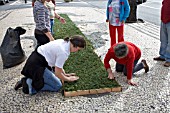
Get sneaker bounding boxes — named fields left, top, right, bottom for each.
left=164, top=62, right=170, bottom=67
left=153, top=57, right=165, bottom=61
left=21, top=78, right=29, bottom=94
left=14, top=80, right=22, bottom=90
left=141, top=59, right=149, bottom=73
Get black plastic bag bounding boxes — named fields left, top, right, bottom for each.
left=0, top=27, right=27, bottom=69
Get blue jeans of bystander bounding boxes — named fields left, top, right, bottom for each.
left=50, top=19, right=54, bottom=35
left=159, top=21, right=170, bottom=62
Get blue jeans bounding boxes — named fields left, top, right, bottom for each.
left=50, top=19, right=54, bottom=34
left=32, top=68, right=62, bottom=94
left=116, top=59, right=144, bottom=76
left=159, top=21, right=170, bottom=62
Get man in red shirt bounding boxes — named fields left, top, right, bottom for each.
left=154, top=0, right=170, bottom=67
left=104, top=42, right=149, bottom=86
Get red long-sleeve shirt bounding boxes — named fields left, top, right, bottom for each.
left=104, top=42, right=141, bottom=80
left=161, top=0, right=170, bottom=24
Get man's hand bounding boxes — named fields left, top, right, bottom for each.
left=108, top=73, right=115, bottom=80
left=107, top=68, right=115, bottom=80
left=45, top=32, right=54, bottom=41
left=59, top=17, right=66, bottom=24
left=127, top=80, right=137, bottom=86
left=65, top=73, right=76, bottom=77
left=68, top=76, right=79, bottom=82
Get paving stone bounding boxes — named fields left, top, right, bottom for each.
left=0, top=0, right=170, bottom=113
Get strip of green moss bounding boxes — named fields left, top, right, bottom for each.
left=54, top=14, right=120, bottom=91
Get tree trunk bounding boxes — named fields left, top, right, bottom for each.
left=126, top=0, right=137, bottom=23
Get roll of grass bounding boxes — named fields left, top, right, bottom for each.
left=53, top=14, right=121, bottom=94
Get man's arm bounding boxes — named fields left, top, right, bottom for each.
left=104, top=50, right=115, bottom=79
left=126, top=58, right=137, bottom=86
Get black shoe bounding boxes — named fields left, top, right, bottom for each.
left=141, top=59, right=149, bottom=73
left=153, top=57, right=165, bottom=61
left=14, top=80, right=22, bottom=90
left=164, top=61, right=170, bottom=67
left=21, top=78, right=29, bottom=94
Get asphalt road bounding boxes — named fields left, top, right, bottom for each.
left=138, top=0, right=162, bottom=26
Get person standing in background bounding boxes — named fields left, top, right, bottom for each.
left=46, top=0, right=66, bottom=35
left=33, top=0, right=54, bottom=47
left=106, top=0, right=130, bottom=47
left=153, top=0, right=170, bottom=67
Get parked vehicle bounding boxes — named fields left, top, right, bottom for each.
left=0, top=0, right=9, bottom=5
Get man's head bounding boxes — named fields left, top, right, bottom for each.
left=64, top=35, right=86, bottom=52
left=114, top=43, right=128, bottom=58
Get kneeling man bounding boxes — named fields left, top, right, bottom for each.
left=104, top=41, right=149, bottom=86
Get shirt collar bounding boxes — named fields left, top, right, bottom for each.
left=65, top=41, right=71, bottom=55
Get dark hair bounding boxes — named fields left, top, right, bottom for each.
left=64, top=35, right=86, bottom=48
left=51, top=0, right=56, bottom=5
left=114, top=43, right=128, bottom=58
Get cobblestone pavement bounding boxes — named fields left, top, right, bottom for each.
left=0, top=0, right=170, bottom=113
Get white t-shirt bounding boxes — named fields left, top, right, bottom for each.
left=46, top=1, right=55, bottom=19
left=109, top=0, right=121, bottom=26
left=37, top=39, right=70, bottom=68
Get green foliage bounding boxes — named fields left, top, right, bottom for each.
left=54, top=14, right=120, bottom=91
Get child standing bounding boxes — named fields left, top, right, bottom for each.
left=46, top=0, right=66, bottom=35
left=106, top=0, right=130, bottom=46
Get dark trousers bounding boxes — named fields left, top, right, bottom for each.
left=116, top=59, right=144, bottom=76
left=35, top=33, right=50, bottom=47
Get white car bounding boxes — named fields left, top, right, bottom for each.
left=0, top=0, right=9, bottom=5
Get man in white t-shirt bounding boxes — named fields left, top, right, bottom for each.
left=14, top=35, right=86, bottom=95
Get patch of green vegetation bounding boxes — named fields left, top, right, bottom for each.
left=54, top=14, right=120, bottom=91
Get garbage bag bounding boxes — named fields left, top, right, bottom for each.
left=0, top=27, right=27, bottom=69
